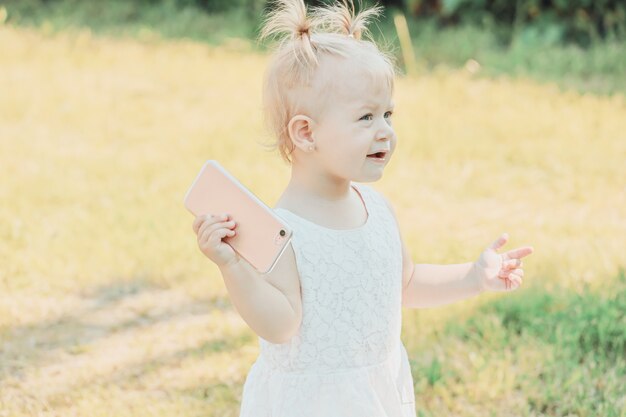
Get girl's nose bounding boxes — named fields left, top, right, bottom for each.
left=375, top=123, right=394, bottom=141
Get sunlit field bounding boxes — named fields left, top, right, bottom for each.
left=1, top=25, right=625, bottom=416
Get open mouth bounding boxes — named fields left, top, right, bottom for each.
left=367, top=151, right=387, bottom=159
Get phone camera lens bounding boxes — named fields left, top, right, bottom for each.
left=279, top=229, right=285, bottom=236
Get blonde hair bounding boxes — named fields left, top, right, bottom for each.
left=258, top=0, right=397, bottom=164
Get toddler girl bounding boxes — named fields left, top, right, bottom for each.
left=191, top=0, right=534, bottom=415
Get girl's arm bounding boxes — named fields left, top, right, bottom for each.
left=218, top=243, right=302, bottom=344
left=381, top=193, right=532, bottom=309
left=401, top=262, right=483, bottom=308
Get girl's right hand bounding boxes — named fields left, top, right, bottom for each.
left=192, top=213, right=239, bottom=268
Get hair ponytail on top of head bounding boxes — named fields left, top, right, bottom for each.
left=258, top=0, right=397, bottom=165
left=259, top=0, right=321, bottom=70
left=311, top=0, right=383, bottom=41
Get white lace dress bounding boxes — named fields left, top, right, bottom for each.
left=239, top=182, right=416, bottom=417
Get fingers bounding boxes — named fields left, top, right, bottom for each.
left=499, top=270, right=523, bottom=289
left=497, top=266, right=524, bottom=290
left=203, top=224, right=236, bottom=248
left=488, top=232, right=534, bottom=260
left=489, top=232, right=509, bottom=251
left=507, top=272, right=523, bottom=289
left=199, top=218, right=236, bottom=243
left=192, top=213, right=229, bottom=234
left=500, top=276, right=513, bottom=291
left=503, top=259, right=523, bottom=270
left=497, top=274, right=512, bottom=290
left=505, top=246, right=534, bottom=260
left=500, top=267, right=524, bottom=277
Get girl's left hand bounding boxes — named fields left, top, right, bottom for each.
left=473, top=233, right=534, bottom=292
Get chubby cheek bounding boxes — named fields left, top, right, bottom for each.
left=334, top=147, right=362, bottom=169
left=325, top=147, right=363, bottom=174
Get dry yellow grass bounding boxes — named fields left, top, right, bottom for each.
left=1, top=24, right=624, bottom=416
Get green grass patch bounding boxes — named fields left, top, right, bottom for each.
left=486, top=269, right=626, bottom=362
left=388, top=19, right=626, bottom=96
left=438, top=268, right=626, bottom=415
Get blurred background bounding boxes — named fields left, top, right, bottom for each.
left=4, top=0, right=626, bottom=94
left=1, top=0, right=624, bottom=416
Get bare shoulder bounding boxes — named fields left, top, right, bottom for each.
left=262, top=228, right=302, bottom=319
left=371, top=186, right=396, bottom=216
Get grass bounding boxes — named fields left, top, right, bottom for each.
left=1, top=0, right=625, bottom=96
left=0, top=17, right=625, bottom=417
left=385, top=19, right=626, bottom=97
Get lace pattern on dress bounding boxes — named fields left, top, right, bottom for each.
left=259, top=183, right=404, bottom=374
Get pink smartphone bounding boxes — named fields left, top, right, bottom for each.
left=183, top=160, right=293, bottom=274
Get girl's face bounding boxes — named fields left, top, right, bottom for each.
left=310, top=61, right=396, bottom=183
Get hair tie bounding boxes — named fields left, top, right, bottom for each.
left=297, top=24, right=311, bottom=39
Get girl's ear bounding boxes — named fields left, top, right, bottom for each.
left=288, top=115, right=317, bottom=151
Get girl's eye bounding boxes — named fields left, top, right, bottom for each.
left=359, top=112, right=393, bottom=121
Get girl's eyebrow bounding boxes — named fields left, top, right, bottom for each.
left=356, top=101, right=395, bottom=111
